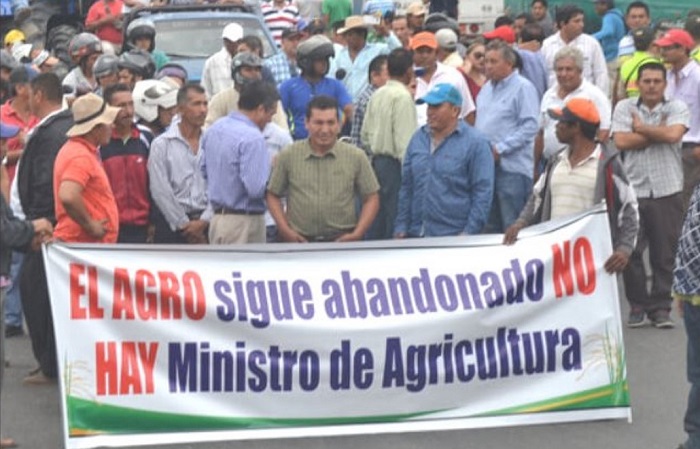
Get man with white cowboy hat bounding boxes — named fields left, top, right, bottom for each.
left=329, top=14, right=401, bottom=100
left=53, top=93, right=120, bottom=243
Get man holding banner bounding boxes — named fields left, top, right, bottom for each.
left=267, top=95, right=379, bottom=243
left=504, top=97, right=638, bottom=276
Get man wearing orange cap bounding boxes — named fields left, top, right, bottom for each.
left=411, top=31, right=475, bottom=126
left=656, top=28, right=700, bottom=211
left=504, top=97, right=638, bottom=279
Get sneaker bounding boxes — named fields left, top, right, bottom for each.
left=22, top=371, right=55, bottom=386
left=4, top=325, right=23, bottom=338
left=651, top=310, right=675, bottom=329
left=627, top=309, right=647, bottom=328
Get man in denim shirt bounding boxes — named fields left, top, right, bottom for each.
left=395, top=83, right=494, bottom=238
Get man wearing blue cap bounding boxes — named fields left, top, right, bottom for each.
left=395, top=83, right=494, bottom=237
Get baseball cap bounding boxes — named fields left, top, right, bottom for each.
left=281, top=27, right=301, bottom=40
left=547, top=98, right=600, bottom=126
left=406, top=1, right=426, bottom=16
left=0, top=123, right=20, bottom=139
left=9, top=63, right=38, bottom=85
left=631, top=27, right=655, bottom=50
left=436, top=28, right=458, bottom=50
left=654, top=29, right=695, bottom=49
left=483, top=25, right=516, bottom=44
left=222, top=23, right=244, bottom=42
left=416, top=83, right=462, bottom=107
left=410, top=31, right=438, bottom=50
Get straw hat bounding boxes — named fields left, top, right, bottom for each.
left=338, top=16, right=371, bottom=34
left=66, top=93, right=120, bottom=137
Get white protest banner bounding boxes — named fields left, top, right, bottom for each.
left=44, top=206, right=631, bottom=449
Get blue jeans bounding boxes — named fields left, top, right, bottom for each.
left=4, top=251, right=23, bottom=328
left=684, top=301, right=700, bottom=449
left=485, top=166, right=532, bottom=233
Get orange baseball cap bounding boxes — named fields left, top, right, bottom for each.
left=547, top=98, right=600, bottom=126
left=410, top=31, right=438, bottom=50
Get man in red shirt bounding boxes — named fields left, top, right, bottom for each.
left=0, top=65, right=39, bottom=182
left=85, top=0, right=125, bottom=52
left=53, top=93, right=120, bottom=243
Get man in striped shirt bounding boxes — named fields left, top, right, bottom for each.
left=261, top=0, right=300, bottom=47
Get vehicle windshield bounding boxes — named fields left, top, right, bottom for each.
left=154, top=17, right=275, bottom=59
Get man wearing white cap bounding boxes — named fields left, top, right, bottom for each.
left=201, top=22, right=243, bottom=99
left=436, top=28, right=462, bottom=68
left=53, top=93, right=120, bottom=244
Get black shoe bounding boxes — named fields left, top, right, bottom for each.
left=4, top=325, right=23, bottom=338
left=650, top=310, right=675, bottom=329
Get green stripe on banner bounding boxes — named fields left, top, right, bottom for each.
left=66, top=396, right=441, bottom=436
left=475, top=382, right=630, bottom=417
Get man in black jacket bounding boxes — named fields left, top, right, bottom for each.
left=1, top=122, right=53, bottom=449
left=16, top=72, right=73, bottom=385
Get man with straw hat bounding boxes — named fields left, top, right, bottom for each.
left=53, top=93, right=120, bottom=244
left=330, top=15, right=400, bottom=100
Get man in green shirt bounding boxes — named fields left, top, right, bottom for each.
left=614, top=26, right=660, bottom=106
left=267, top=95, right=379, bottom=242
left=322, top=0, right=352, bottom=29
left=361, top=48, right=417, bottom=239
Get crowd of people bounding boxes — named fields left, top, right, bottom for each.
left=1, top=0, right=700, bottom=448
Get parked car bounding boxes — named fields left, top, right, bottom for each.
left=123, top=4, right=278, bottom=83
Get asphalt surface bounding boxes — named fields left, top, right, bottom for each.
left=0, top=299, right=690, bottom=449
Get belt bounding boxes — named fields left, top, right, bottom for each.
left=214, top=207, right=264, bottom=216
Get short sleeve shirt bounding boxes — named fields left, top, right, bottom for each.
left=267, top=140, right=379, bottom=237
left=53, top=137, right=119, bottom=243
left=612, top=98, right=689, bottom=199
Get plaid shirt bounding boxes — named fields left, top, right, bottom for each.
left=674, top=185, right=700, bottom=296
left=350, top=84, right=376, bottom=153
left=264, top=52, right=298, bottom=86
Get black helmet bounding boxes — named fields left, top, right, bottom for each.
left=68, top=32, right=102, bottom=65
left=296, top=35, right=334, bottom=74
left=0, top=49, right=18, bottom=71
left=118, top=49, right=156, bottom=80
left=93, top=54, right=119, bottom=79
left=126, top=18, right=157, bottom=52
left=230, top=51, right=263, bottom=86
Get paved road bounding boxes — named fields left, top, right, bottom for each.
left=0, top=300, right=689, bottom=449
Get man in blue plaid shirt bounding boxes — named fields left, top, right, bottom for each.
left=674, top=184, right=700, bottom=449
left=350, top=54, right=388, bottom=152
left=264, top=28, right=301, bottom=86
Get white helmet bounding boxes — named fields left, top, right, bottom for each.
left=132, top=79, right=178, bottom=123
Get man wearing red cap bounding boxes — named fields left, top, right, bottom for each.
left=483, top=25, right=516, bottom=45
left=504, top=97, right=638, bottom=277
left=656, top=28, right=700, bottom=211
left=612, top=61, right=690, bottom=328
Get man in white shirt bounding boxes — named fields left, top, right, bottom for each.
left=536, top=46, right=611, bottom=175
left=201, top=23, right=243, bottom=99
left=411, top=31, right=475, bottom=126
left=541, top=4, right=609, bottom=94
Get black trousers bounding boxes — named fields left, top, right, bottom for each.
left=366, top=155, right=402, bottom=240
left=19, top=250, right=57, bottom=378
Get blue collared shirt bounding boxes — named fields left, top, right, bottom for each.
left=475, top=72, right=539, bottom=178
left=200, top=112, right=270, bottom=213
left=329, top=36, right=400, bottom=100
left=516, top=49, right=548, bottom=101
left=395, top=121, right=495, bottom=237
left=279, top=76, right=352, bottom=140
